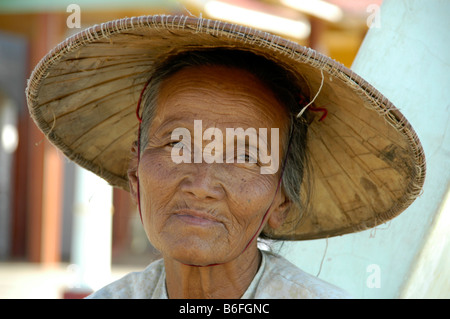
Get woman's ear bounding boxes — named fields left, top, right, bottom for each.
left=267, top=192, right=291, bottom=230
left=127, top=141, right=139, bottom=203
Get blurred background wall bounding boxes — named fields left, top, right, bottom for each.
left=0, top=0, right=448, bottom=299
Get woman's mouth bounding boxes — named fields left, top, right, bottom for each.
left=174, top=209, right=222, bottom=227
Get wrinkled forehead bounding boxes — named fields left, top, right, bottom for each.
left=153, top=65, right=291, bottom=133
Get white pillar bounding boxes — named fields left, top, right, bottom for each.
left=351, top=0, right=450, bottom=298
left=280, top=0, right=450, bottom=298
left=69, top=166, right=113, bottom=293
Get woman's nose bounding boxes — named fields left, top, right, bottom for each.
left=179, top=163, right=225, bottom=201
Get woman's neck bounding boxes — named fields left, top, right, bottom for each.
left=164, top=246, right=262, bottom=299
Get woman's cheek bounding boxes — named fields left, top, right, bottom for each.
left=225, top=168, right=278, bottom=226
left=139, top=151, right=180, bottom=227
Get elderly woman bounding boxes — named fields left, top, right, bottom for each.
left=26, top=15, right=425, bottom=299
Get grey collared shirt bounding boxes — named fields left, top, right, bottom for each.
left=86, top=249, right=351, bottom=299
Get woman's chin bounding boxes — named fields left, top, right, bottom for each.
left=161, top=238, right=228, bottom=266
left=166, top=251, right=220, bottom=267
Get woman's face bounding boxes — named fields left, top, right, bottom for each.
left=129, top=65, right=291, bottom=266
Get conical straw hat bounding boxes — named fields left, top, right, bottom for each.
left=26, top=15, right=426, bottom=240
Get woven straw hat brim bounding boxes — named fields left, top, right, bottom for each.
left=26, top=15, right=426, bottom=240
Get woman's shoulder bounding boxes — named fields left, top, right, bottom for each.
left=85, top=258, right=167, bottom=299
left=255, top=250, right=352, bottom=299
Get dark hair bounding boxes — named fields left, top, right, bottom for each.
left=139, top=48, right=311, bottom=238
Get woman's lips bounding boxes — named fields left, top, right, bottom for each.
left=174, top=209, right=222, bottom=227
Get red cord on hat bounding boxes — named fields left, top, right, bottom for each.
left=299, top=93, right=328, bottom=122
left=309, top=105, right=328, bottom=122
